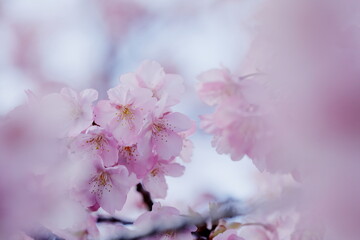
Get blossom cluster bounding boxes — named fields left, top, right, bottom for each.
left=197, top=68, right=280, bottom=172
left=0, top=61, right=194, bottom=239
left=197, top=0, right=360, bottom=239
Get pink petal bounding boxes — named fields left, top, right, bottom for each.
left=101, top=140, right=119, bottom=168
left=110, top=109, right=144, bottom=145
left=179, top=139, right=194, bottom=163
left=94, top=100, right=115, bottom=127
left=80, top=89, right=98, bottom=104
left=99, top=183, right=127, bottom=214
left=161, top=162, right=185, bottom=177
left=136, top=60, right=165, bottom=89
left=143, top=173, right=168, bottom=199
left=163, top=112, right=193, bottom=132
left=153, top=130, right=183, bottom=160
left=156, top=74, right=185, bottom=106
left=119, top=73, right=139, bottom=87
left=130, top=87, right=156, bottom=112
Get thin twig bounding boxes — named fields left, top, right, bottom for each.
left=111, top=200, right=247, bottom=240
left=136, top=183, right=153, bottom=211
left=97, top=215, right=133, bottom=225
left=28, top=227, right=64, bottom=240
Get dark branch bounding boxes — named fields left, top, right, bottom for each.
left=28, top=227, right=64, bottom=240
left=111, top=200, right=247, bottom=240
left=97, top=215, right=133, bottom=225
left=136, top=183, right=153, bottom=211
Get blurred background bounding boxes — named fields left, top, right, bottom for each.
left=0, top=0, right=275, bottom=211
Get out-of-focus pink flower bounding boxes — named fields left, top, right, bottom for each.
left=46, top=204, right=99, bottom=240
left=213, top=229, right=244, bottom=240
left=94, top=83, right=155, bottom=145
left=142, top=159, right=185, bottom=199
left=198, top=68, right=272, bottom=163
left=75, top=158, right=137, bottom=214
left=178, top=120, right=196, bottom=163
left=122, top=60, right=185, bottom=109
left=41, top=88, right=98, bottom=137
left=70, top=126, right=119, bottom=167
left=134, top=202, right=195, bottom=240
left=197, top=67, right=239, bottom=106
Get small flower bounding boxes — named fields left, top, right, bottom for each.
left=118, top=144, right=153, bottom=178
left=70, top=126, right=119, bottom=167
left=213, top=229, right=244, bottom=240
left=144, top=111, right=193, bottom=160
left=94, top=83, right=156, bottom=145
left=142, top=159, right=185, bottom=199
left=75, top=158, right=138, bottom=214
left=121, top=60, right=185, bottom=109
left=197, top=67, right=239, bottom=106
left=41, top=88, right=98, bottom=137
left=134, top=203, right=195, bottom=240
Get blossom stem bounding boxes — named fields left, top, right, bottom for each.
left=136, top=183, right=153, bottom=211
left=112, top=200, right=245, bottom=240
left=97, top=215, right=133, bottom=225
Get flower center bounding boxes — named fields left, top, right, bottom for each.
left=89, top=171, right=112, bottom=197
left=116, top=105, right=134, bottom=121
left=152, top=123, right=165, bottom=133
left=86, top=135, right=106, bottom=150
left=119, top=145, right=139, bottom=163
left=163, top=231, right=176, bottom=239
left=98, top=172, right=109, bottom=186
left=123, top=146, right=133, bottom=154
left=150, top=168, right=159, bottom=177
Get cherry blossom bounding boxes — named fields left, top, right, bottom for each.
left=213, top=230, right=244, bottom=240
left=70, top=126, right=119, bottom=167
left=142, top=159, right=185, bottom=199
left=143, top=111, right=193, bottom=160
left=197, top=67, right=239, bottom=106
left=121, top=60, right=185, bottom=108
left=41, top=88, right=98, bottom=137
left=134, top=203, right=195, bottom=240
left=94, top=83, right=156, bottom=145
left=118, top=144, right=152, bottom=178
left=74, top=157, right=138, bottom=214
left=198, top=68, right=273, bottom=163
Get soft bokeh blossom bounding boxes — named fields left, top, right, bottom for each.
left=133, top=202, right=195, bottom=240
left=41, top=88, right=98, bottom=137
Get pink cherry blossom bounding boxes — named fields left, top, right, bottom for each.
left=70, top=126, right=119, bottom=167
left=75, top=158, right=138, bottom=214
left=121, top=60, right=185, bottom=108
left=44, top=200, right=99, bottom=240
left=213, top=230, right=244, bottom=240
left=118, top=144, right=153, bottom=178
left=143, top=111, right=193, bottom=160
left=94, top=83, right=156, bottom=145
left=0, top=60, right=194, bottom=239
left=134, top=202, right=195, bottom=240
left=41, top=88, right=98, bottom=137
left=197, top=67, right=239, bottom=106
left=198, top=69, right=272, bottom=162
left=142, top=159, right=185, bottom=199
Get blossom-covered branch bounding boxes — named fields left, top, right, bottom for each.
left=0, top=61, right=194, bottom=239
left=112, top=200, right=246, bottom=240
